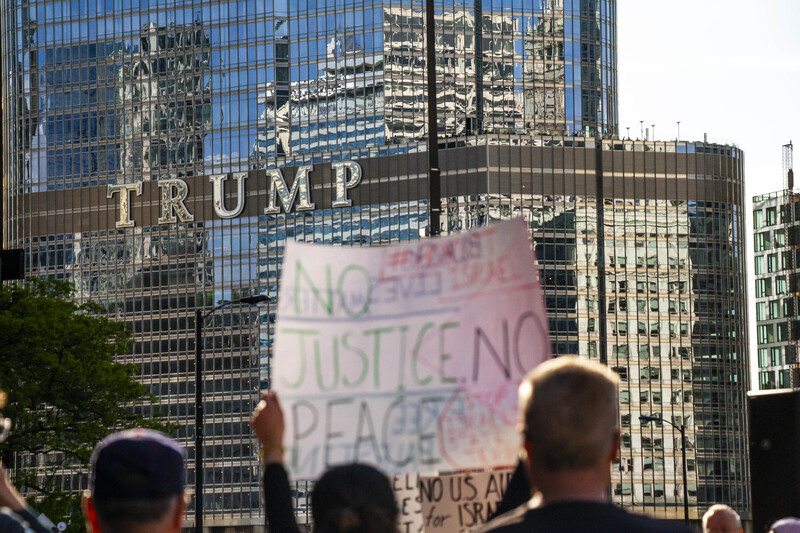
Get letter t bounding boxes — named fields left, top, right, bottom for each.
left=107, top=182, right=143, bottom=228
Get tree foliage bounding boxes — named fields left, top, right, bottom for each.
left=0, top=278, right=168, bottom=530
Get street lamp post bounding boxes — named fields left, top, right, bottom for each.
left=194, top=294, right=268, bottom=533
left=424, top=0, right=440, bottom=237
left=639, top=414, right=689, bottom=522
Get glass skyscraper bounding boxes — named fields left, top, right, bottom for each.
left=2, top=0, right=749, bottom=528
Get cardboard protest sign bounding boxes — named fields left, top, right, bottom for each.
left=274, top=218, right=551, bottom=479
left=419, top=469, right=515, bottom=533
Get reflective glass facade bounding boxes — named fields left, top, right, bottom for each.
left=2, top=0, right=751, bottom=528
left=753, top=190, right=800, bottom=391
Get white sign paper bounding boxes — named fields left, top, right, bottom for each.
left=393, top=473, right=424, bottom=533
left=274, top=218, right=551, bottom=479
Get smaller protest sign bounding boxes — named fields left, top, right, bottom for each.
left=392, top=474, right=424, bottom=533
left=419, top=469, right=515, bottom=533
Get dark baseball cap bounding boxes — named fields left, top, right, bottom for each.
left=89, top=428, right=185, bottom=500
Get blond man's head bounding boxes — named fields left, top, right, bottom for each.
left=703, top=504, right=742, bottom=533
left=519, top=356, right=620, bottom=471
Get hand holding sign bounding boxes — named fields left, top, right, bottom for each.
left=274, top=218, right=551, bottom=479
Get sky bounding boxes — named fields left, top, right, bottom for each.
left=617, top=0, right=800, bottom=389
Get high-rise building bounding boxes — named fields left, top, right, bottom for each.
left=753, top=142, right=800, bottom=391
left=1, top=0, right=749, bottom=528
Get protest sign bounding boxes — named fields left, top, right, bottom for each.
left=274, top=218, right=551, bottom=479
left=393, top=474, right=424, bottom=533
left=419, top=469, right=515, bottom=533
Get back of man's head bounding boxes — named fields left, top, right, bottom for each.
left=519, top=356, right=619, bottom=472
left=84, top=429, right=186, bottom=533
left=702, top=504, right=742, bottom=533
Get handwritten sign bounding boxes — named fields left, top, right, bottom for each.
left=274, top=218, right=551, bottom=479
left=393, top=474, right=424, bottom=533
left=419, top=469, right=515, bottom=533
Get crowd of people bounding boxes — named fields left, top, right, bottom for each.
left=1, top=357, right=799, bottom=532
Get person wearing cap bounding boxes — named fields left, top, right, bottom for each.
left=82, top=428, right=186, bottom=533
left=0, top=387, right=52, bottom=533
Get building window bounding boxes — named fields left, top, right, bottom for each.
left=614, top=483, right=632, bottom=495
left=754, top=209, right=764, bottom=229
left=755, top=278, right=772, bottom=298
left=770, top=300, right=781, bottom=319
left=757, top=348, right=769, bottom=368
left=776, top=278, right=788, bottom=294
left=641, top=366, right=660, bottom=381
left=755, top=232, right=770, bottom=252
left=778, top=323, right=789, bottom=342
left=771, top=347, right=783, bottom=366
left=768, top=253, right=779, bottom=273
left=767, top=207, right=778, bottom=225
left=643, top=456, right=664, bottom=469
left=759, top=371, right=777, bottom=390
left=756, top=302, right=767, bottom=321
left=754, top=255, right=765, bottom=274
left=757, top=325, right=774, bottom=344
left=612, top=366, right=628, bottom=380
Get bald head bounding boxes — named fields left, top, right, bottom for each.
left=519, top=356, right=620, bottom=471
left=702, top=504, right=742, bottom=533
left=771, top=518, right=800, bottom=533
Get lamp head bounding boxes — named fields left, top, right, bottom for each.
left=239, top=295, right=270, bottom=305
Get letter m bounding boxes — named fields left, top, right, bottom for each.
left=264, top=165, right=316, bottom=214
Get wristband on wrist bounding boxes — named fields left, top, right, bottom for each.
left=258, top=443, right=285, bottom=459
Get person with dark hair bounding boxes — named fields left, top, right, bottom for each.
left=478, top=356, right=693, bottom=533
left=312, top=464, right=398, bottom=533
left=82, top=428, right=186, bottom=533
left=252, top=392, right=398, bottom=533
